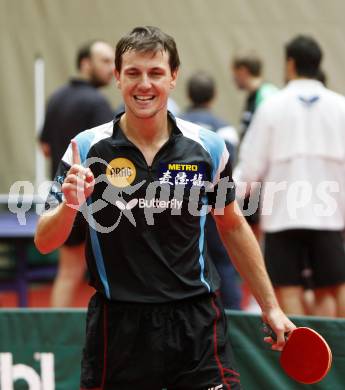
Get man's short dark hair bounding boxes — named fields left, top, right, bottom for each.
left=187, top=71, right=215, bottom=106
left=76, top=40, right=98, bottom=70
left=285, top=35, right=322, bottom=78
left=232, top=53, right=262, bottom=77
left=115, top=26, right=180, bottom=73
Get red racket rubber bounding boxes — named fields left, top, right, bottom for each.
left=262, top=324, right=332, bottom=384
left=280, top=327, right=332, bottom=384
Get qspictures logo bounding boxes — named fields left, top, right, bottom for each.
left=7, top=152, right=342, bottom=234
left=106, top=157, right=136, bottom=187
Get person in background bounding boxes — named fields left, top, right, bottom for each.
left=302, top=67, right=332, bottom=315
left=181, top=71, right=241, bottom=309
left=39, top=40, right=115, bottom=307
left=234, top=35, right=345, bottom=317
left=232, top=53, right=278, bottom=142
left=231, top=52, right=278, bottom=240
left=231, top=53, right=278, bottom=311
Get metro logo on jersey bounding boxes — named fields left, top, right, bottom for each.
left=158, top=162, right=206, bottom=187
left=167, top=163, right=199, bottom=171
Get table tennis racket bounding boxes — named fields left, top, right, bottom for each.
left=262, top=324, right=332, bottom=384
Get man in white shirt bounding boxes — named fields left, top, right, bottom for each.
left=234, top=35, right=345, bottom=317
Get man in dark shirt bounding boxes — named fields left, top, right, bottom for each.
left=39, top=40, right=114, bottom=307
left=231, top=53, right=277, bottom=141
left=35, top=27, right=295, bottom=389
left=40, top=40, right=114, bottom=178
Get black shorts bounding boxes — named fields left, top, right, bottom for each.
left=80, top=292, right=241, bottom=390
left=64, top=211, right=87, bottom=246
left=264, top=229, right=345, bottom=288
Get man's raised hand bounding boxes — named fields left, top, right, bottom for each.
left=62, top=139, right=95, bottom=208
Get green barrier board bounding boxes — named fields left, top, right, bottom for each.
left=227, top=311, right=345, bottom=390
left=0, top=309, right=344, bottom=389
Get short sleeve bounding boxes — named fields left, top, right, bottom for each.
left=197, top=130, right=235, bottom=208
left=44, top=145, right=87, bottom=244
left=207, top=153, right=236, bottom=208
left=44, top=160, right=71, bottom=211
left=44, top=139, right=76, bottom=211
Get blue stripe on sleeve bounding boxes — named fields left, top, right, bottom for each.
left=198, top=196, right=211, bottom=292
left=199, top=128, right=225, bottom=181
left=75, top=130, right=96, bottom=164
left=86, top=198, right=111, bottom=299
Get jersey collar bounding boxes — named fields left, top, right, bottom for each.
left=111, top=111, right=182, bottom=146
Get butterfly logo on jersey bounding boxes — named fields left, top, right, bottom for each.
left=115, top=198, right=138, bottom=210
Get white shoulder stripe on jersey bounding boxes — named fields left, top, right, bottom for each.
left=62, top=120, right=114, bottom=166
left=175, top=117, right=203, bottom=144
left=214, top=147, right=230, bottom=185
left=176, top=117, right=229, bottom=185
left=217, top=125, right=239, bottom=147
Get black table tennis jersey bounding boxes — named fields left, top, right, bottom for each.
left=48, top=113, right=235, bottom=302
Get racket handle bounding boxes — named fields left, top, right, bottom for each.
left=262, top=322, right=277, bottom=342
left=261, top=322, right=289, bottom=342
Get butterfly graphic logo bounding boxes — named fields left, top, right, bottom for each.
left=115, top=198, right=138, bottom=210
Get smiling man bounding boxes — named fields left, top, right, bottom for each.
left=35, top=26, right=294, bottom=390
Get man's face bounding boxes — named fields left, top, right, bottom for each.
left=114, top=50, right=178, bottom=119
left=89, top=42, right=115, bottom=87
left=232, top=65, right=250, bottom=90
